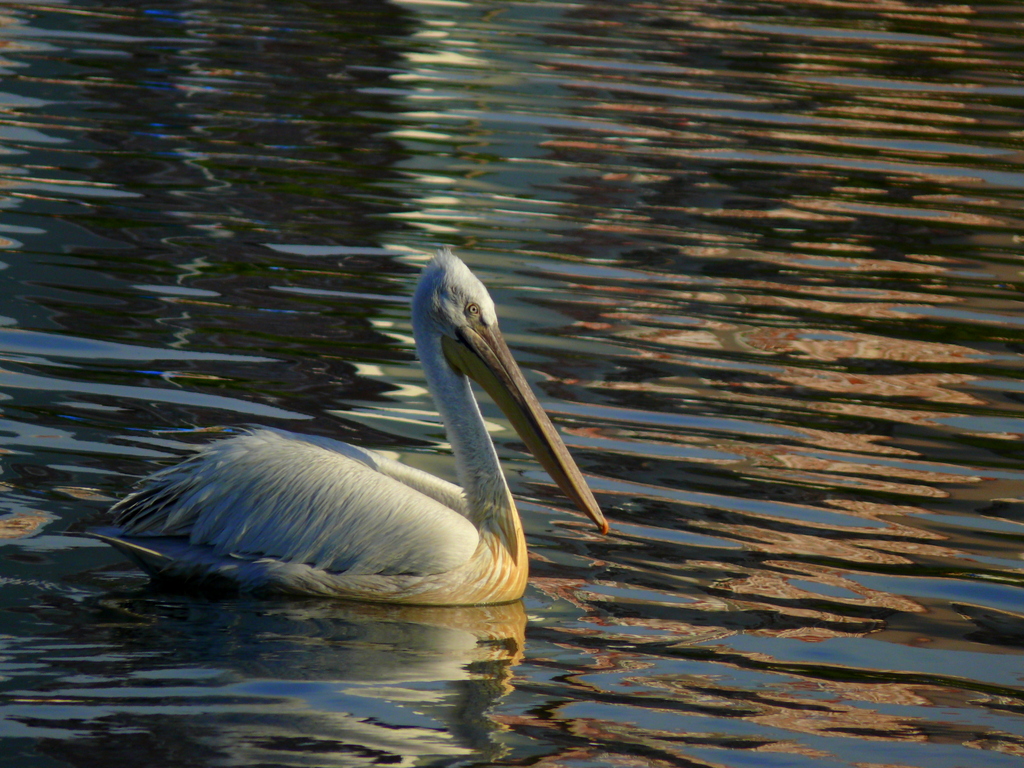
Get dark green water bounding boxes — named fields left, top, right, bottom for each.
left=0, top=0, right=1023, bottom=765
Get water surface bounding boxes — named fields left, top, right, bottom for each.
left=0, top=0, right=1023, bottom=766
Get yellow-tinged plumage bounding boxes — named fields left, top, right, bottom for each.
left=92, top=248, right=606, bottom=604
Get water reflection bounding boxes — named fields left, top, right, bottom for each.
left=0, top=0, right=1022, bottom=766
left=9, top=596, right=525, bottom=767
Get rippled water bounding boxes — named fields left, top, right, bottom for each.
left=0, top=0, right=1023, bottom=765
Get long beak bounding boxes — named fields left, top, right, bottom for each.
left=442, top=325, right=608, bottom=534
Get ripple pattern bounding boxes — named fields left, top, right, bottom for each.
left=0, top=1, right=1021, bottom=766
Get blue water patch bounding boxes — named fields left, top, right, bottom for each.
left=554, top=401, right=803, bottom=438
left=609, top=521, right=743, bottom=549
left=790, top=579, right=862, bottom=600
left=718, top=633, right=1024, bottom=687
left=897, top=304, right=1024, bottom=328
left=849, top=574, right=1024, bottom=616
left=937, top=416, right=1024, bottom=435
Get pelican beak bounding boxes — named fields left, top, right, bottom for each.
left=442, top=325, right=608, bottom=534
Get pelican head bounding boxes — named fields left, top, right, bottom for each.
left=412, top=248, right=608, bottom=534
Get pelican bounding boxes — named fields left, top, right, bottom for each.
left=92, top=248, right=607, bottom=604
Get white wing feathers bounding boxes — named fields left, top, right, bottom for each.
left=112, top=429, right=479, bottom=576
left=286, top=430, right=469, bottom=518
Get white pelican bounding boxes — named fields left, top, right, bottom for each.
left=92, top=248, right=607, bottom=604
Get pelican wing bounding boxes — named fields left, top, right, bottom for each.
left=285, top=430, right=469, bottom=518
left=112, top=429, right=478, bottom=576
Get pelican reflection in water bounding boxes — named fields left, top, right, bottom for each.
left=94, top=248, right=607, bottom=603
left=57, top=598, right=529, bottom=766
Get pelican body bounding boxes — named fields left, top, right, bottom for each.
left=94, top=248, right=606, bottom=605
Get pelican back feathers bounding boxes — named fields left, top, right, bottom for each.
left=113, top=429, right=479, bottom=577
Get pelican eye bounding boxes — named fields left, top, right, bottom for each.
left=466, top=302, right=481, bottom=317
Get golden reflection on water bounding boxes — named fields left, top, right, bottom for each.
left=0, top=0, right=1021, bottom=766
